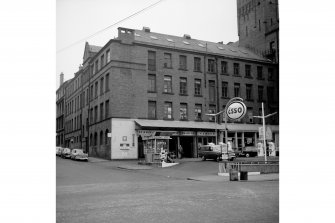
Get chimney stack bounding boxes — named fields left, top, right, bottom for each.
left=60, top=72, right=64, bottom=85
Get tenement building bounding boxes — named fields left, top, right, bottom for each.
left=237, top=0, right=279, bottom=63
left=58, top=26, right=279, bottom=160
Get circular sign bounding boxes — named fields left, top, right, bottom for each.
left=226, top=101, right=247, bottom=120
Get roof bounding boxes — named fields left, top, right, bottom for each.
left=134, top=119, right=279, bottom=132
left=89, top=44, right=102, bottom=53
left=132, top=28, right=269, bottom=62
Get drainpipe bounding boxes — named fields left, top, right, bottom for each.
left=215, top=56, right=221, bottom=143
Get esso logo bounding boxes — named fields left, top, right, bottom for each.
left=226, top=101, right=247, bottom=120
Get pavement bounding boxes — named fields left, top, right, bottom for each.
left=88, top=156, right=279, bottom=182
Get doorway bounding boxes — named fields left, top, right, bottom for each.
left=180, top=137, right=194, bottom=158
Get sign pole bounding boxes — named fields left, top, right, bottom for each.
left=262, top=102, right=267, bottom=163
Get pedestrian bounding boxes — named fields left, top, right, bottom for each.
left=178, top=144, right=183, bottom=159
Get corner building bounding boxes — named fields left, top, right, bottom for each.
left=61, top=27, right=279, bottom=160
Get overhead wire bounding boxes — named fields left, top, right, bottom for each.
left=56, top=0, right=165, bottom=54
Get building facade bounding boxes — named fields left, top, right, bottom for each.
left=58, top=26, right=279, bottom=160
left=237, top=0, right=279, bottom=63
left=56, top=73, right=69, bottom=147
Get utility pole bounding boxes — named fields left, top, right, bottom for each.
left=253, top=102, right=277, bottom=162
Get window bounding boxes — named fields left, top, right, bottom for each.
left=148, top=74, right=156, bottom=92
left=90, top=108, right=93, bottom=123
left=100, top=131, right=103, bottom=146
left=246, top=26, right=248, bottom=36
left=268, top=68, right=274, bottom=80
left=222, top=82, right=229, bottom=98
left=94, top=132, right=97, bottom=146
left=95, top=60, right=99, bottom=73
left=247, top=107, right=253, bottom=123
left=208, top=106, right=216, bottom=122
left=270, top=41, right=275, bottom=51
left=94, top=82, right=98, bottom=98
left=234, top=83, right=240, bottom=97
left=105, top=73, right=109, bottom=92
left=163, top=76, right=172, bottom=93
left=148, top=101, right=156, bottom=119
left=208, top=59, right=215, bottom=73
left=257, top=66, right=263, bottom=79
left=101, top=54, right=104, bottom=68
left=194, top=57, right=201, bottom=72
left=164, top=102, right=172, bottom=119
left=245, top=64, right=251, bottom=77
left=105, top=129, right=109, bottom=144
left=100, top=103, right=104, bottom=121
left=180, top=77, right=187, bottom=95
left=100, top=77, right=104, bottom=95
left=86, top=89, right=89, bottom=105
left=180, top=103, right=188, bottom=120
left=221, top=61, right=228, bottom=74
left=259, top=20, right=261, bottom=31
left=179, top=55, right=187, bottom=70
left=164, top=53, right=172, bottom=68
left=106, top=49, right=110, bottom=63
left=233, top=63, right=240, bottom=76
left=258, top=86, right=264, bottom=102
left=246, top=84, right=253, bottom=100
left=195, top=104, right=202, bottom=121
left=209, top=80, right=216, bottom=102
left=194, top=79, right=201, bottom=96
left=148, top=51, right=156, bottom=71
left=90, top=134, right=93, bottom=146
left=94, top=106, right=98, bottom=122
left=105, top=100, right=109, bottom=119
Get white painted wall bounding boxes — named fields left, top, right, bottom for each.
left=111, top=118, right=138, bottom=159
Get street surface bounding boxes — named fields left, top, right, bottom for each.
left=57, top=157, right=278, bottom=223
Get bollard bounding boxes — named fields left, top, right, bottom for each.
left=229, top=169, right=238, bottom=181
left=240, top=171, right=248, bottom=180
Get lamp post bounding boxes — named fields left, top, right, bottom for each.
left=205, top=111, right=224, bottom=145
left=253, top=102, right=277, bottom=162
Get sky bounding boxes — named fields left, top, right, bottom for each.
left=56, top=0, right=238, bottom=87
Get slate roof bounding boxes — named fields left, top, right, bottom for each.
left=132, top=28, right=269, bottom=62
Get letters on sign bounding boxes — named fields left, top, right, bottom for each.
left=225, top=101, right=247, bottom=120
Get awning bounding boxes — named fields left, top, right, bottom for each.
left=134, top=119, right=279, bottom=132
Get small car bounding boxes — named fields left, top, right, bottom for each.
left=198, top=143, right=235, bottom=161
left=61, top=148, right=72, bottom=159
left=56, top=147, right=62, bottom=156
left=70, top=149, right=88, bottom=161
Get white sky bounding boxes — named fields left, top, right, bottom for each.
left=56, top=0, right=238, bottom=87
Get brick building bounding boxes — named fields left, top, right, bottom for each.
left=237, top=0, right=279, bottom=63
left=56, top=72, right=69, bottom=147
left=58, top=26, right=279, bottom=160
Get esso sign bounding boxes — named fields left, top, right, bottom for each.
left=226, top=101, right=247, bottom=120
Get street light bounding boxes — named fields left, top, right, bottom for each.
left=253, top=102, right=277, bottom=162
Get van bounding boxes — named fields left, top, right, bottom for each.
left=198, top=143, right=235, bottom=161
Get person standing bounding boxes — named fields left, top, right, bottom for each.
left=178, top=144, right=183, bottom=159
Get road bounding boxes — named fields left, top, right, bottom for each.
left=57, top=157, right=279, bottom=223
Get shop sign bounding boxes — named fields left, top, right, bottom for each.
left=147, top=136, right=171, bottom=140
left=180, top=131, right=195, bottom=136
left=197, top=132, right=216, bottom=137
left=137, top=130, right=156, bottom=139
left=225, top=101, right=247, bottom=120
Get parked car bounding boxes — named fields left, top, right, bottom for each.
left=70, top=149, right=88, bottom=161
left=61, top=148, right=71, bottom=159
left=198, top=143, right=235, bottom=161
left=56, top=147, right=63, bottom=156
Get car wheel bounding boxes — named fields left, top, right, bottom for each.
left=245, top=153, right=250, bottom=158
left=201, top=156, right=206, bottom=161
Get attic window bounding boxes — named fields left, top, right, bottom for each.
left=183, top=41, right=190, bottom=45
left=150, top=36, right=158, bottom=40
left=135, top=33, right=141, bottom=37
left=167, top=38, right=174, bottom=42
left=198, top=43, right=205, bottom=47
left=217, top=46, right=224, bottom=50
